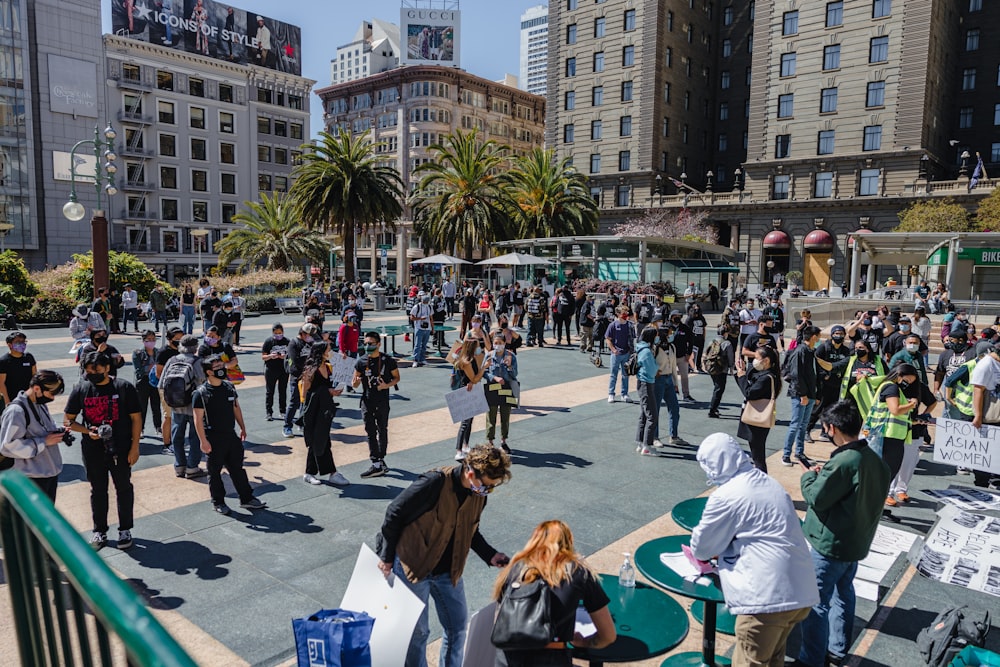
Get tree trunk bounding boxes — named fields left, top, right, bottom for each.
left=343, top=219, right=356, bottom=283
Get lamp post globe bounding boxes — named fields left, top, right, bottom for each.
left=63, top=200, right=86, bottom=221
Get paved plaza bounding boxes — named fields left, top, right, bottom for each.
left=2, top=311, right=999, bottom=666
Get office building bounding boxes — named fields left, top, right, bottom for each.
left=330, top=19, right=402, bottom=85
left=316, top=64, right=546, bottom=285
left=519, top=4, right=548, bottom=96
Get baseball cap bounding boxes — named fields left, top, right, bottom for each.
left=300, top=323, right=319, bottom=336
left=669, top=309, right=683, bottom=318
left=760, top=313, right=774, bottom=321
left=830, top=325, right=846, bottom=335
left=5, top=331, right=26, bottom=343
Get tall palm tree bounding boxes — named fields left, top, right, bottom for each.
left=507, top=148, right=600, bottom=238
left=411, top=130, right=513, bottom=256
left=290, top=129, right=403, bottom=282
left=215, top=193, right=330, bottom=271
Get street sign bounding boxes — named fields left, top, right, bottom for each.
left=380, top=249, right=388, bottom=258
left=377, top=244, right=392, bottom=250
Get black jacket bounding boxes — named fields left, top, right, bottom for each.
left=785, top=345, right=819, bottom=399
left=815, top=340, right=852, bottom=383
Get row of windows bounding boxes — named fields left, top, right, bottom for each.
left=563, top=116, right=634, bottom=143
left=783, top=1, right=890, bottom=36
left=772, top=168, right=882, bottom=199
left=257, top=116, right=304, bottom=139
left=772, top=126, right=884, bottom=159
left=126, top=197, right=238, bottom=225
left=565, top=9, right=636, bottom=44
left=778, top=37, right=888, bottom=85
left=256, top=88, right=304, bottom=110
left=776, top=81, right=885, bottom=119
left=586, top=150, right=633, bottom=174
left=154, top=137, right=243, bottom=164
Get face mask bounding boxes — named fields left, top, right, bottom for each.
left=472, top=322, right=481, bottom=329
left=654, top=337, right=661, bottom=345
left=205, top=336, right=219, bottom=346
left=86, top=373, right=105, bottom=384
left=906, top=343, right=919, bottom=353
left=273, top=334, right=284, bottom=341
left=900, top=325, right=910, bottom=333
left=35, top=393, right=55, bottom=405
left=364, top=343, right=378, bottom=353
left=11, top=342, right=26, bottom=354
left=856, top=349, right=868, bottom=357
left=671, top=318, right=681, bottom=325
left=170, top=339, right=181, bottom=348
left=494, top=344, right=505, bottom=353
left=898, top=379, right=911, bottom=391
left=224, top=309, right=233, bottom=314
left=94, top=337, right=107, bottom=345
left=667, top=334, right=676, bottom=343
left=143, top=341, right=156, bottom=349
left=305, top=336, right=315, bottom=344
left=213, top=368, right=228, bottom=379
left=813, top=339, right=821, bottom=349
left=770, top=302, right=778, bottom=307
left=831, top=336, right=844, bottom=344
left=752, top=358, right=766, bottom=371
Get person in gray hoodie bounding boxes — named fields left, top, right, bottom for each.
left=0, top=370, right=68, bottom=500
left=691, top=432, right=819, bottom=667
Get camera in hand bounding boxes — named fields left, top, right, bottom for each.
left=96, top=424, right=113, bottom=442
left=60, top=430, right=74, bottom=447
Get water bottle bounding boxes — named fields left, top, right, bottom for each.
left=619, top=553, right=636, bottom=588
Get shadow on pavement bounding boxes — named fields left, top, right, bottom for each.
left=338, top=484, right=404, bottom=501
left=232, top=509, right=323, bottom=535
left=245, top=441, right=294, bottom=455
left=124, top=577, right=185, bottom=610
left=519, top=405, right=573, bottom=416
left=124, top=538, right=232, bottom=580
left=509, top=450, right=591, bottom=469
left=59, top=463, right=88, bottom=483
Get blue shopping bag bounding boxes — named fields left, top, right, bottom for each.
left=292, top=609, right=375, bottom=667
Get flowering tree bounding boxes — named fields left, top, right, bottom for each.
left=612, top=208, right=719, bottom=245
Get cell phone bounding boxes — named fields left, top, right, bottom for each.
left=867, top=310, right=878, bottom=317
left=798, top=455, right=815, bottom=469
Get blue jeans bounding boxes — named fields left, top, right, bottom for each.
left=393, top=559, right=468, bottom=667
left=654, top=375, right=679, bottom=439
left=783, top=398, right=815, bottom=459
left=608, top=353, right=630, bottom=396
left=181, top=305, right=195, bottom=334
left=798, top=550, right=858, bottom=666
left=171, top=412, right=202, bottom=469
left=413, top=327, right=430, bottom=363
left=152, top=309, right=168, bottom=332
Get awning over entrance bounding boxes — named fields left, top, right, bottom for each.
left=850, top=232, right=1000, bottom=266
left=668, top=259, right=741, bottom=273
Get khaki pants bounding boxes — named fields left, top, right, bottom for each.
left=733, top=607, right=811, bottom=667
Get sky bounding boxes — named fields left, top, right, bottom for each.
left=100, top=0, right=547, bottom=136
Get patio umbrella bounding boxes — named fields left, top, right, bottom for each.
left=411, top=253, right=471, bottom=265
left=476, top=252, right=553, bottom=266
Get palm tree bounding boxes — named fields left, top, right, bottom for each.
left=215, top=193, right=330, bottom=271
left=411, top=130, right=513, bottom=257
left=507, top=148, right=599, bottom=238
left=290, top=129, right=403, bottom=282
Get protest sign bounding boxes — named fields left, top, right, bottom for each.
left=445, top=382, right=489, bottom=423
left=934, top=417, right=1000, bottom=474
left=329, top=354, right=358, bottom=388
left=912, top=505, right=1000, bottom=597
left=923, top=485, right=1000, bottom=512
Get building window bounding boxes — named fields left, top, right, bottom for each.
left=662, top=117, right=670, bottom=136
left=962, top=68, right=976, bottom=90
left=750, top=0, right=755, bottom=20
left=192, top=201, right=208, bottom=223
left=773, top=175, right=789, bottom=200
left=189, top=106, right=205, bottom=129
left=160, top=166, right=177, bottom=189
left=719, top=102, right=729, bottom=120
left=722, top=39, right=732, bottom=57
left=591, top=120, right=603, bottom=140
left=590, top=153, right=601, bottom=173
left=274, top=148, right=288, bottom=165
left=219, top=84, right=233, bottom=103
left=220, top=111, right=234, bottom=133
left=620, top=115, right=632, bottom=136
left=817, top=130, right=835, bottom=155
left=959, top=107, right=974, bottom=128
left=619, top=150, right=631, bottom=171
left=189, top=77, right=204, bottom=97
left=222, top=203, right=236, bottom=223
left=718, top=134, right=728, bottom=151
left=966, top=29, right=980, bottom=51
left=820, top=87, right=838, bottom=113
left=564, top=124, right=574, bottom=143
left=258, top=174, right=271, bottom=192
left=157, top=100, right=175, bottom=124
left=621, top=81, right=633, bottom=101
left=815, top=172, right=833, bottom=198
left=257, top=116, right=270, bottom=133
left=192, top=170, right=208, bottom=192
left=682, top=124, right=689, bottom=143
left=863, top=125, right=882, bottom=151
left=161, top=198, right=178, bottom=221
left=721, top=71, right=730, bottom=89
left=723, top=6, right=733, bottom=25
left=291, top=123, right=303, bottom=140
left=257, top=88, right=272, bottom=104
left=872, top=0, right=891, bottom=18
left=870, top=36, right=889, bottom=63
left=823, top=44, right=841, bottom=70
left=568, top=0, right=577, bottom=9
left=566, top=58, right=576, bottom=77
left=594, top=17, right=605, bottom=38
left=155, top=70, right=172, bottom=90
left=592, top=86, right=603, bottom=106
left=778, top=93, right=794, bottom=118
left=866, top=81, right=885, bottom=107
left=594, top=52, right=605, bottom=72
left=274, top=176, right=288, bottom=193
left=258, top=145, right=271, bottom=162
left=780, top=52, right=796, bottom=77
left=665, top=46, right=672, bottom=67
left=565, top=91, right=575, bottom=110
left=970, top=0, right=982, bottom=9
left=159, top=133, right=176, bottom=157
left=826, top=1, right=843, bottom=26
left=190, top=138, right=206, bottom=161
left=274, top=120, right=287, bottom=137
left=623, top=45, right=635, bottom=67
left=860, top=168, right=880, bottom=195
left=221, top=173, right=236, bottom=194
left=220, top=143, right=235, bottom=164
left=624, top=9, right=636, bottom=31
left=664, top=83, right=671, bottom=102
left=994, top=103, right=1000, bottom=125
left=782, top=11, right=798, bottom=35
left=566, top=23, right=577, bottom=43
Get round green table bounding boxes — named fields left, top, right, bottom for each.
left=635, top=535, right=731, bottom=667
left=373, top=325, right=412, bottom=356
left=432, top=324, right=457, bottom=356
left=572, top=573, right=689, bottom=666
left=691, top=600, right=736, bottom=636
left=671, top=497, right=708, bottom=532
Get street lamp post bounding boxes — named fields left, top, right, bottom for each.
left=680, top=172, right=689, bottom=207
left=62, top=124, right=119, bottom=299
left=734, top=167, right=744, bottom=202
left=191, top=229, right=210, bottom=283
left=960, top=150, right=971, bottom=178
left=0, top=222, right=13, bottom=252
left=766, top=259, right=775, bottom=288
left=827, top=257, right=836, bottom=295
left=655, top=174, right=663, bottom=205
left=706, top=170, right=714, bottom=194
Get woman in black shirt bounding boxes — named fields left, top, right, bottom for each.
left=299, top=343, right=348, bottom=487
left=735, top=346, right=783, bottom=472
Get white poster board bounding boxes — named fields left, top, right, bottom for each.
left=340, top=544, right=426, bottom=667
left=445, top=383, right=489, bottom=423
left=912, top=505, right=1000, bottom=598
left=462, top=601, right=497, bottom=667
left=330, top=354, right=359, bottom=388
left=923, top=485, right=1000, bottom=512
left=934, top=417, right=1000, bottom=474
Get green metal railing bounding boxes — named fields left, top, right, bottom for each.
left=0, top=471, right=197, bottom=666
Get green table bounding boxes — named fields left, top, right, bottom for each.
left=671, top=497, right=708, bottom=532
left=432, top=324, right=457, bottom=356
left=572, top=573, right=689, bottom=667
left=373, top=325, right=412, bottom=356
left=635, top=536, right=730, bottom=667
left=691, top=601, right=736, bottom=636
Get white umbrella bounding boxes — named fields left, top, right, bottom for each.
left=411, top=253, right=471, bottom=265
left=476, top=252, right=553, bottom=266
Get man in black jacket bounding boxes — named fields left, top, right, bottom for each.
left=282, top=323, right=317, bottom=437
left=669, top=310, right=695, bottom=400
left=782, top=326, right=822, bottom=466
left=807, top=325, right=852, bottom=441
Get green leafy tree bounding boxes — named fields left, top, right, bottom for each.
left=973, top=187, right=1000, bottom=232
left=411, top=130, right=513, bottom=257
left=507, top=148, right=599, bottom=238
left=290, top=129, right=404, bottom=282
left=68, top=251, right=167, bottom=302
left=215, top=193, right=331, bottom=272
left=894, top=199, right=971, bottom=233
left=0, top=250, right=40, bottom=316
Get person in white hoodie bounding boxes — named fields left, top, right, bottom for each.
left=690, top=433, right=819, bottom=667
left=0, top=370, right=67, bottom=500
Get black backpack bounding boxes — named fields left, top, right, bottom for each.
left=623, top=351, right=640, bottom=376
left=916, top=605, right=990, bottom=667
left=161, top=354, right=198, bottom=408
left=780, top=346, right=797, bottom=382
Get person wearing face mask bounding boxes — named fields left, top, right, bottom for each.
left=199, top=289, right=222, bottom=334
left=764, top=298, right=786, bottom=350
left=69, top=304, right=106, bottom=347
left=490, top=314, right=521, bottom=353
left=888, top=334, right=928, bottom=386
left=484, top=332, right=518, bottom=453
left=78, top=328, right=125, bottom=379
left=283, top=323, right=318, bottom=438
left=885, top=346, right=936, bottom=506
left=192, top=355, right=268, bottom=514
left=969, top=343, right=1000, bottom=488
left=653, top=321, right=683, bottom=446
left=781, top=327, right=823, bottom=467
left=465, top=314, right=492, bottom=353
left=578, top=293, right=597, bottom=353
left=295, top=343, right=350, bottom=487
left=198, top=325, right=237, bottom=365
left=155, top=327, right=185, bottom=453
left=669, top=310, right=696, bottom=401
left=211, top=299, right=238, bottom=345
left=605, top=306, right=636, bottom=403
left=0, top=370, right=67, bottom=497
left=63, top=351, right=142, bottom=550
left=410, top=293, right=433, bottom=367
left=736, top=346, right=783, bottom=472
left=633, top=326, right=661, bottom=456
left=376, top=444, right=511, bottom=667
left=807, top=326, right=852, bottom=441
left=162, top=335, right=209, bottom=479
left=452, top=336, right=486, bottom=461
left=342, top=295, right=364, bottom=326
left=261, top=323, right=289, bottom=421
left=863, top=364, right=921, bottom=522
left=703, top=323, right=736, bottom=419
left=881, top=316, right=915, bottom=361
left=227, top=288, right=245, bottom=348
left=847, top=313, right=883, bottom=354
left=354, top=331, right=400, bottom=477
left=0, top=331, right=37, bottom=409
left=131, top=330, right=162, bottom=438
left=840, top=340, right=886, bottom=400
left=738, top=300, right=761, bottom=354
left=690, top=433, right=818, bottom=667
left=740, top=313, right=774, bottom=362
left=956, top=310, right=976, bottom=339
left=684, top=304, right=708, bottom=370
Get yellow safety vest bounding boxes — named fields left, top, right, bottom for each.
left=866, top=381, right=912, bottom=444
left=840, top=355, right=887, bottom=399
left=951, top=359, right=978, bottom=417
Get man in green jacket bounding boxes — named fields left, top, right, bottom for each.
left=796, top=400, right=890, bottom=667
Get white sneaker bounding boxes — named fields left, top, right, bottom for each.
left=328, top=472, right=350, bottom=487
left=635, top=444, right=642, bottom=452
left=640, top=447, right=660, bottom=456
left=652, top=439, right=665, bottom=448
left=608, top=395, right=616, bottom=403
left=454, top=450, right=466, bottom=460
left=303, top=473, right=322, bottom=485
left=620, top=394, right=633, bottom=403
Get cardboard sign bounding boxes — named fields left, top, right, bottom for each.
left=934, top=417, right=1000, bottom=474
left=445, top=382, right=489, bottom=423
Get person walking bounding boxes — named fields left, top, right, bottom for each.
left=453, top=336, right=486, bottom=460
left=652, top=322, right=682, bottom=446
left=179, top=284, right=196, bottom=335
left=707, top=283, right=720, bottom=311
left=605, top=306, right=635, bottom=403
left=634, top=326, right=660, bottom=456
left=410, top=292, right=433, bottom=367
left=0, top=331, right=37, bottom=409
left=703, top=323, right=736, bottom=419
left=0, top=370, right=67, bottom=500
left=484, top=332, right=517, bottom=454
left=781, top=326, right=822, bottom=467
left=578, top=292, right=597, bottom=353
left=524, top=287, right=547, bottom=347
left=121, top=283, right=139, bottom=333
left=131, top=330, right=162, bottom=438
left=354, top=331, right=400, bottom=478
left=376, top=444, right=512, bottom=667
left=192, top=354, right=267, bottom=514
left=261, top=323, right=289, bottom=421
left=227, top=288, right=245, bottom=348
left=161, top=335, right=208, bottom=479
left=442, top=276, right=456, bottom=319
left=149, top=284, right=170, bottom=335
left=297, top=343, right=349, bottom=487
left=736, top=346, right=782, bottom=472
left=283, top=323, right=317, bottom=438
left=668, top=310, right=695, bottom=401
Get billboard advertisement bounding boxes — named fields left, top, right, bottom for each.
left=48, top=55, right=99, bottom=117
left=110, top=0, right=301, bottom=75
left=400, top=7, right=460, bottom=67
